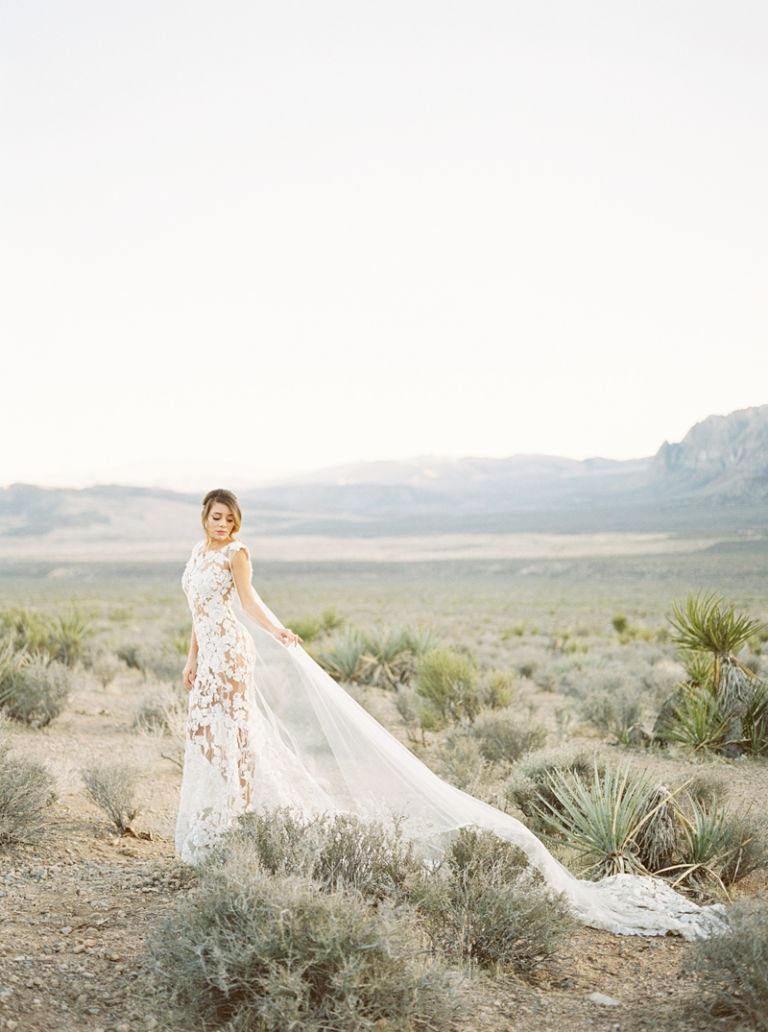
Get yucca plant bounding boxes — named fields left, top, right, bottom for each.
left=45, top=610, right=94, bottom=668
left=658, top=686, right=731, bottom=752
left=358, top=627, right=416, bottom=690
left=315, top=629, right=368, bottom=683
left=665, top=594, right=768, bottom=757
left=530, top=761, right=689, bottom=879
left=664, top=797, right=764, bottom=895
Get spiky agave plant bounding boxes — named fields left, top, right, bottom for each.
left=530, top=760, right=691, bottom=879
left=668, top=594, right=767, bottom=757
left=315, top=630, right=368, bottom=684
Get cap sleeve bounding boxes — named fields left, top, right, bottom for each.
left=228, top=540, right=251, bottom=563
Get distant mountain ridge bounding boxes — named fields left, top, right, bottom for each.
left=1, top=405, right=766, bottom=549
left=653, top=406, right=768, bottom=497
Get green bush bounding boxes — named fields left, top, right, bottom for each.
left=0, top=659, right=72, bottom=727
left=414, top=648, right=480, bottom=728
left=410, top=827, right=575, bottom=973
left=469, top=707, right=547, bottom=764
left=479, top=668, right=516, bottom=709
left=145, top=858, right=467, bottom=1032
left=0, top=742, right=56, bottom=845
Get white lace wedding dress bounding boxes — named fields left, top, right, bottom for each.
left=175, top=538, right=726, bottom=940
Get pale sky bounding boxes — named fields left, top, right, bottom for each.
left=2, top=1, right=766, bottom=490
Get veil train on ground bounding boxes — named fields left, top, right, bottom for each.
left=196, top=585, right=727, bottom=940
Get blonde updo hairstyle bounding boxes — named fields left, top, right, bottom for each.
left=201, top=488, right=242, bottom=539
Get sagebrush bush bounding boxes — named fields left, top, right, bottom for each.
left=685, top=900, right=768, bottom=1030
left=0, top=742, right=56, bottom=845
left=81, top=762, right=140, bottom=833
left=0, top=659, right=72, bottom=727
left=504, top=751, right=601, bottom=834
left=146, top=857, right=467, bottom=1032
left=86, top=645, right=124, bottom=688
left=410, top=826, right=576, bottom=973
left=580, top=687, right=648, bottom=746
left=469, top=707, right=547, bottom=764
left=435, top=730, right=490, bottom=792
left=209, top=808, right=422, bottom=904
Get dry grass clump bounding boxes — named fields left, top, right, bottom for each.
left=81, top=762, right=141, bottom=834
left=0, top=741, right=56, bottom=845
left=0, top=650, right=72, bottom=727
left=409, top=827, right=576, bottom=973
left=133, top=688, right=186, bottom=736
left=684, top=900, right=768, bottom=1030
left=145, top=855, right=468, bottom=1032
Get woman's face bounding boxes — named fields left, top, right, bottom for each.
left=204, top=503, right=236, bottom=542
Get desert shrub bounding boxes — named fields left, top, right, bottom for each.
left=0, top=659, right=72, bottom=727
left=145, top=857, right=466, bottom=1032
left=86, top=645, right=124, bottom=688
left=479, top=668, right=516, bottom=709
left=612, top=614, right=629, bottom=634
left=580, top=687, right=648, bottom=746
left=394, top=686, right=421, bottom=741
left=213, top=808, right=422, bottom=904
left=116, top=639, right=179, bottom=682
left=434, top=730, right=490, bottom=792
left=410, top=826, right=575, bottom=973
left=414, top=648, right=480, bottom=728
left=469, top=708, right=546, bottom=764
left=133, top=689, right=186, bottom=735
left=81, top=762, right=140, bottom=833
left=685, top=900, right=768, bottom=1030
left=504, top=752, right=601, bottom=833
left=0, top=742, right=56, bottom=845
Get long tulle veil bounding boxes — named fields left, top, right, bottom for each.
left=227, top=577, right=725, bottom=940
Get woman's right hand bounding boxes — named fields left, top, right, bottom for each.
left=182, top=658, right=197, bottom=692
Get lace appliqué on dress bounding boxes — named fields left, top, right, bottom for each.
left=176, top=539, right=259, bottom=863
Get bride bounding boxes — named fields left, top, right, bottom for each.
left=176, top=488, right=725, bottom=940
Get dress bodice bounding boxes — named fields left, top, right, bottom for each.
left=182, top=539, right=250, bottom=631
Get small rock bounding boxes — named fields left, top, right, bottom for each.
left=588, top=992, right=622, bottom=1007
